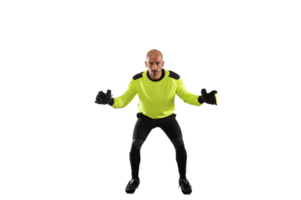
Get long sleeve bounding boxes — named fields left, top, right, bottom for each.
left=176, top=78, right=203, bottom=106
left=110, top=79, right=137, bottom=108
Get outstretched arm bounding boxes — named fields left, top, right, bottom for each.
left=176, top=78, right=203, bottom=106
left=107, top=79, right=137, bottom=109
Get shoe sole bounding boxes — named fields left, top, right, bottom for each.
left=123, top=188, right=140, bottom=195
left=177, top=186, right=193, bottom=196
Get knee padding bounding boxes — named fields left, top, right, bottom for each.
left=132, top=139, right=144, bottom=150
left=171, top=137, right=184, bottom=150
left=130, top=139, right=145, bottom=156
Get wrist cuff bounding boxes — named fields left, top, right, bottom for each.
left=198, top=95, right=204, bottom=104
left=108, top=98, right=114, bottom=106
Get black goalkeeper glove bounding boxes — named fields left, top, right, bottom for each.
left=95, top=90, right=113, bottom=105
left=201, top=89, right=218, bottom=105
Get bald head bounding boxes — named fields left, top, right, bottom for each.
left=145, top=49, right=165, bottom=80
left=146, top=49, right=163, bottom=60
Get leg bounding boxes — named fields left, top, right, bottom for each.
left=129, top=117, right=155, bottom=179
left=171, top=137, right=187, bottom=179
left=159, top=115, right=187, bottom=179
left=129, top=139, right=145, bottom=179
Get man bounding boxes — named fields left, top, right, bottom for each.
left=95, top=49, right=218, bottom=195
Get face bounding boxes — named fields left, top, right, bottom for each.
left=145, top=53, right=165, bottom=78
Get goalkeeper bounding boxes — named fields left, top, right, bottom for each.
left=95, top=49, right=218, bottom=195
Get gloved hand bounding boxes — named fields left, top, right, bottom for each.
left=95, top=90, right=113, bottom=105
left=201, top=89, right=218, bottom=105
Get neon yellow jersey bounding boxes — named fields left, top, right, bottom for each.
left=109, top=68, right=203, bottom=119
left=215, top=94, right=220, bottom=105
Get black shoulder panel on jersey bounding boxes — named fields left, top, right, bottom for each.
left=133, top=72, right=143, bottom=80
left=168, top=70, right=180, bottom=80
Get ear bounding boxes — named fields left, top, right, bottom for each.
left=162, top=61, right=165, bottom=67
left=142, top=60, right=147, bottom=69
left=144, top=61, right=147, bottom=68
left=163, top=60, right=167, bottom=67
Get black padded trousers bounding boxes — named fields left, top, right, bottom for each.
left=129, top=113, right=187, bottom=179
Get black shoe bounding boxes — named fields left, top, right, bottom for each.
left=125, top=178, right=140, bottom=194
left=178, top=178, right=192, bottom=195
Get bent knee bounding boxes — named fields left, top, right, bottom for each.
left=171, top=137, right=185, bottom=151
left=130, top=139, right=145, bottom=156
